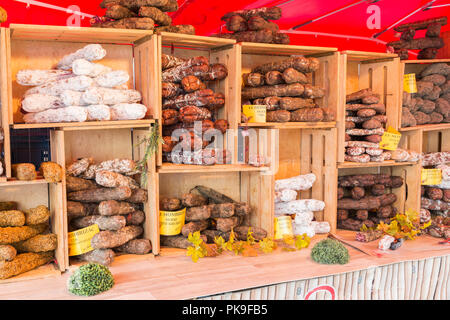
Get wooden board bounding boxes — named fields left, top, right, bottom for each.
left=338, top=52, right=400, bottom=163
left=0, top=28, right=11, bottom=178
left=9, top=24, right=152, bottom=44
left=12, top=120, right=155, bottom=130
left=240, top=121, right=336, bottom=129
left=239, top=42, right=337, bottom=56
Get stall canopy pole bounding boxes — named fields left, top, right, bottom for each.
left=14, top=0, right=95, bottom=18
left=290, top=0, right=380, bottom=30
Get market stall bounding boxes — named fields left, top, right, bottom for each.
left=0, top=0, right=448, bottom=301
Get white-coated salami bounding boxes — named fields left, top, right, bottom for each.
left=82, top=87, right=141, bottom=105
left=365, top=147, right=383, bottom=156
left=311, top=221, right=331, bottom=234
left=275, top=199, right=325, bottom=214
left=25, top=76, right=93, bottom=96
left=275, top=173, right=316, bottom=191
left=370, top=152, right=391, bottom=162
left=94, top=71, right=130, bottom=88
left=57, top=44, right=107, bottom=70
left=436, top=164, right=450, bottom=181
left=60, top=90, right=89, bottom=106
left=72, top=59, right=112, bottom=77
left=346, top=127, right=385, bottom=136
left=274, top=189, right=297, bottom=203
left=390, top=148, right=420, bottom=162
left=422, top=152, right=450, bottom=166
left=346, top=147, right=365, bottom=156
left=345, top=154, right=371, bottom=163
left=85, top=105, right=111, bottom=121
left=95, top=170, right=139, bottom=189
left=110, top=103, right=147, bottom=120
left=293, top=211, right=314, bottom=225
left=16, top=70, right=72, bottom=86
left=23, top=106, right=88, bottom=123
left=67, top=158, right=93, bottom=176
left=95, top=159, right=136, bottom=175
left=21, top=94, right=63, bottom=113
left=344, top=141, right=380, bottom=148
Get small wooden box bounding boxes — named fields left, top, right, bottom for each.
left=3, top=24, right=157, bottom=128
left=238, top=42, right=339, bottom=130
left=338, top=51, right=400, bottom=164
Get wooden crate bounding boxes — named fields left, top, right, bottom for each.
left=0, top=28, right=10, bottom=179
left=158, top=170, right=274, bottom=254
left=338, top=164, right=421, bottom=230
left=276, top=128, right=338, bottom=233
left=238, top=43, right=339, bottom=129
left=3, top=24, right=157, bottom=129
left=0, top=181, right=66, bottom=283
left=338, top=51, right=400, bottom=164
left=422, top=128, right=450, bottom=154
left=157, top=32, right=239, bottom=168
left=399, top=59, right=450, bottom=132
left=51, top=124, right=158, bottom=267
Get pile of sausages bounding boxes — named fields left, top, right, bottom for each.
left=90, top=0, right=195, bottom=35
left=65, top=158, right=151, bottom=266
left=241, top=57, right=333, bottom=123
left=421, top=152, right=450, bottom=239
left=161, top=54, right=231, bottom=165
left=402, top=63, right=450, bottom=127
left=337, top=174, right=404, bottom=231
left=344, top=88, right=389, bottom=163
left=159, top=187, right=267, bottom=249
left=212, top=6, right=289, bottom=44
left=18, top=44, right=149, bottom=124
left=274, top=173, right=330, bottom=237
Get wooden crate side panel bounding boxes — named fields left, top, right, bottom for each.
left=337, top=54, right=347, bottom=163
left=133, top=128, right=160, bottom=255
left=10, top=40, right=134, bottom=124
left=50, top=130, right=68, bottom=271
left=134, top=35, right=159, bottom=120
left=0, top=28, right=11, bottom=178
left=64, top=128, right=133, bottom=164
left=315, top=52, right=339, bottom=121
left=398, top=129, right=423, bottom=154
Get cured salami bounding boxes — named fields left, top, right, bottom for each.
left=57, top=44, right=107, bottom=70
left=21, top=94, right=63, bottom=113
left=16, top=70, right=72, bottom=86
left=72, top=59, right=112, bottom=77
left=23, top=106, right=88, bottom=123
left=82, top=87, right=141, bottom=105
left=109, top=103, right=147, bottom=120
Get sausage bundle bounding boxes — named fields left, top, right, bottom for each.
left=89, top=0, right=196, bottom=35
left=161, top=54, right=231, bottom=166
left=401, top=63, right=450, bottom=128
left=18, top=44, right=150, bottom=124
left=274, top=173, right=330, bottom=238
left=160, top=187, right=267, bottom=249
left=241, top=57, right=333, bottom=124
left=212, top=6, right=289, bottom=44
left=337, top=174, right=404, bottom=232
left=66, top=157, right=151, bottom=266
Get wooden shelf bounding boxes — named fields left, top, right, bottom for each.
left=338, top=160, right=417, bottom=169
left=158, top=163, right=270, bottom=173
left=11, top=120, right=155, bottom=130
left=0, top=178, right=51, bottom=187
left=9, top=24, right=152, bottom=44
left=403, top=59, right=450, bottom=64
left=160, top=32, right=235, bottom=49
left=400, top=123, right=450, bottom=132
left=240, top=42, right=337, bottom=56
left=239, top=121, right=336, bottom=129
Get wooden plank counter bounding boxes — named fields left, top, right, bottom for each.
left=0, top=234, right=448, bottom=300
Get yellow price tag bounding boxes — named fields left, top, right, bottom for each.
left=403, top=73, right=417, bottom=94
left=160, top=207, right=186, bottom=236
left=379, top=126, right=401, bottom=151
left=421, top=169, right=442, bottom=186
left=274, top=216, right=293, bottom=240
left=242, top=105, right=267, bottom=123
left=68, top=224, right=99, bottom=256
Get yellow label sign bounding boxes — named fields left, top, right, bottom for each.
left=68, top=224, right=99, bottom=256
left=403, top=73, right=417, bottom=94
left=242, top=105, right=266, bottom=123
left=379, top=126, right=402, bottom=151
left=421, top=169, right=442, bottom=186
left=160, top=207, right=186, bottom=236
left=274, top=216, right=293, bottom=240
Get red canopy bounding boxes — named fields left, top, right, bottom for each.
left=1, top=0, right=449, bottom=52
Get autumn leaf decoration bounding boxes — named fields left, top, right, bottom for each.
left=186, top=227, right=311, bottom=263
left=376, top=209, right=431, bottom=240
